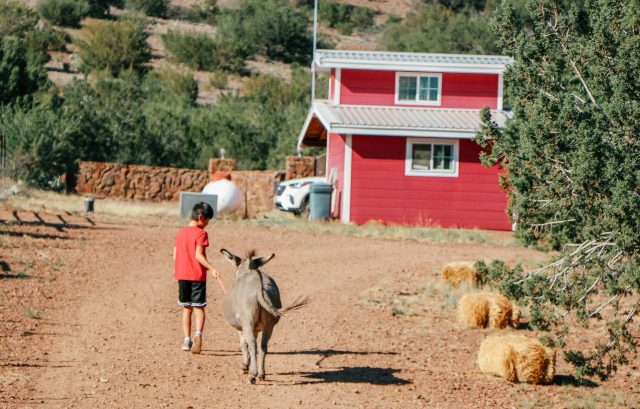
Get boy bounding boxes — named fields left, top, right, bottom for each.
left=173, top=201, right=220, bottom=354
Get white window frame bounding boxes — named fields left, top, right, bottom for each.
left=395, top=72, right=442, bottom=106
left=405, top=138, right=459, bottom=177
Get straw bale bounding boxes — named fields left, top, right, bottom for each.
left=440, top=261, right=480, bottom=288
left=457, top=292, right=520, bottom=329
left=478, top=334, right=556, bottom=384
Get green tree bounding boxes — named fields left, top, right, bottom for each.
left=218, top=0, right=313, bottom=64
left=0, top=36, right=50, bottom=105
left=0, top=0, right=38, bottom=38
left=36, top=0, right=90, bottom=28
left=477, top=0, right=640, bottom=380
left=1, top=101, right=80, bottom=188
left=124, top=0, right=169, bottom=18
left=380, top=4, right=499, bottom=54
left=75, top=19, right=151, bottom=76
left=87, top=0, right=124, bottom=18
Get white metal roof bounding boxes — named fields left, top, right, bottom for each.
left=298, top=100, right=512, bottom=147
left=314, top=49, right=512, bottom=74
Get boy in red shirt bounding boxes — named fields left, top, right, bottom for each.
left=173, top=202, right=220, bottom=354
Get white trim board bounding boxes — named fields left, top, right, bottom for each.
left=497, top=73, right=504, bottom=111
left=334, top=68, right=341, bottom=105
left=341, top=134, right=352, bottom=224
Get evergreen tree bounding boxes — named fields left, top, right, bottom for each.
left=477, top=0, right=640, bottom=380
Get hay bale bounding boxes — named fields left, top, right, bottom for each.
left=457, top=292, right=520, bottom=329
left=477, top=334, right=556, bottom=384
left=440, top=261, right=480, bottom=288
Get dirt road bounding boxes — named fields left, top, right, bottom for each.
left=1, top=210, right=638, bottom=408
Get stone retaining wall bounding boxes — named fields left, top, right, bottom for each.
left=75, top=161, right=284, bottom=217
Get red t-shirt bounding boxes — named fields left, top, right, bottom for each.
left=174, top=225, right=209, bottom=281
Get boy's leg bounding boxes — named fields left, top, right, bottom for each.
left=194, top=307, right=205, bottom=333
left=191, top=307, right=205, bottom=354
left=182, top=306, right=193, bottom=338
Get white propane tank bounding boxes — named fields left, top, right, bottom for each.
left=202, top=179, right=242, bottom=214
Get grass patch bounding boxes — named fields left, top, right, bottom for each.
left=22, top=307, right=42, bottom=319
left=240, top=211, right=519, bottom=247
left=359, top=279, right=484, bottom=316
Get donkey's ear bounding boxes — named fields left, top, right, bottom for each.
left=220, top=248, right=241, bottom=266
left=251, top=253, right=275, bottom=269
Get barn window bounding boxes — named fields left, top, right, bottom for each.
left=395, top=73, right=442, bottom=105
left=405, top=138, right=459, bottom=177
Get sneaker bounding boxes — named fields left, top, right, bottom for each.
left=182, top=338, right=193, bottom=351
left=191, top=335, right=202, bottom=354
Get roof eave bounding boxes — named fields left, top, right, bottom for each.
left=330, top=126, right=478, bottom=139
left=314, top=60, right=508, bottom=74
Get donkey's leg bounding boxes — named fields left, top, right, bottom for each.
left=238, top=331, right=249, bottom=374
left=257, top=322, right=274, bottom=381
left=242, top=326, right=258, bottom=384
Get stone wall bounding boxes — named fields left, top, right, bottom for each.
left=75, top=161, right=284, bottom=217
left=285, top=156, right=316, bottom=180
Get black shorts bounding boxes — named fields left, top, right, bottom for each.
left=178, top=280, right=207, bottom=307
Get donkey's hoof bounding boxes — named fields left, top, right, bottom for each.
left=258, top=375, right=265, bottom=381
left=247, top=376, right=256, bottom=384
left=242, top=368, right=249, bottom=375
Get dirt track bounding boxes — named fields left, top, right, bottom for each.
left=1, top=209, right=639, bottom=408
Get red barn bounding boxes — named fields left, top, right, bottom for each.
left=298, top=50, right=513, bottom=231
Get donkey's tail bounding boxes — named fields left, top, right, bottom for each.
left=257, top=289, right=283, bottom=318
left=280, top=295, right=311, bottom=315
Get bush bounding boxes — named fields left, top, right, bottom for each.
left=380, top=4, right=498, bottom=54
left=319, top=0, right=376, bottom=35
left=25, top=25, right=69, bottom=53
left=0, top=36, right=50, bottom=106
left=161, top=31, right=216, bottom=70
left=76, top=19, right=151, bottom=76
left=209, top=70, right=227, bottom=89
left=1, top=102, right=79, bottom=189
left=37, top=0, right=90, bottom=28
left=124, top=0, right=169, bottom=18
left=86, top=0, right=124, bottom=18
left=0, top=0, right=39, bottom=38
left=161, top=31, right=249, bottom=73
left=172, top=0, right=219, bottom=24
left=218, top=0, right=313, bottom=64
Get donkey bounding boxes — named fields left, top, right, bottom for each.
left=220, top=249, right=308, bottom=384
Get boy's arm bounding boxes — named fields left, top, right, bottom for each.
left=195, top=245, right=220, bottom=279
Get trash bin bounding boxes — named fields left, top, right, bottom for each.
left=84, top=197, right=94, bottom=212
left=309, top=183, right=332, bottom=221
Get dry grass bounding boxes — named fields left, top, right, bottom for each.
left=478, top=334, right=556, bottom=385
left=457, top=292, right=520, bottom=329
left=2, top=185, right=519, bottom=246
left=245, top=211, right=519, bottom=247
left=2, top=186, right=178, bottom=219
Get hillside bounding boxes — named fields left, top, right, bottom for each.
left=42, top=0, right=414, bottom=105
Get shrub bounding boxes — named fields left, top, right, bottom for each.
left=218, top=0, right=313, bottom=64
left=76, top=19, right=151, bottom=76
left=37, top=0, right=90, bottom=28
left=172, top=0, right=219, bottom=24
left=209, top=70, right=227, bottom=89
left=319, top=0, right=375, bottom=35
left=161, top=31, right=249, bottom=73
left=124, top=0, right=169, bottom=18
left=0, top=0, right=39, bottom=38
left=161, top=31, right=216, bottom=70
left=25, top=25, right=69, bottom=53
left=0, top=36, right=50, bottom=105
left=86, top=0, right=124, bottom=18
left=380, top=4, right=498, bottom=54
